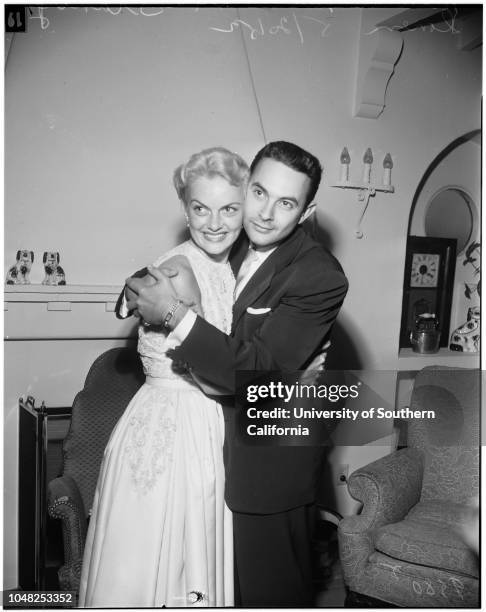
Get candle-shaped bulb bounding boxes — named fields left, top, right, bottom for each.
left=340, top=147, right=351, bottom=182
left=383, top=153, right=393, bottom=169
left=363, top=148, right=373, bottom=164
left=383, top=153, right=393, bottom=185
left=363, top=148, right=373, bottom=183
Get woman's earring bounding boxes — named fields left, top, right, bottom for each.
left=185, top=215, right=189, bottom=227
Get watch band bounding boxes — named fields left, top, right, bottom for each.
left=163, top=299, right=183, bottom=329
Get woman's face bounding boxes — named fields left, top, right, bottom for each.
left=185, top=175, right=244, bottom=261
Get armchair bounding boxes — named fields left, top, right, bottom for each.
left=47, top=347, right=144, bottom=593
left=338, top=366, right=479, bottom=607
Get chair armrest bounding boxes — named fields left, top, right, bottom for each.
left=338, top=448, right=424, bottom=589
left=47, top=475, right=88, bottom=563
left=345, top=447, right=424, bottom=531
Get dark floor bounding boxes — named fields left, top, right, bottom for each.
left=44, top=517, right=63, bottom=590
left=313, top=517, right=346, bottom=607
left=315, top=562, right=346, bottom=607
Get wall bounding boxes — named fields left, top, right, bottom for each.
left=4, top=6, right=481, bottom=587
left=5, top=7, right=263, bottom=283
left=238, top=6, right=481, bottom=369
left=5, top=6, right=481, bottom=370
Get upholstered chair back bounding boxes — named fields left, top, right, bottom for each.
left=62, top=347, right=145, bottom=517
left=407, top=366, right=479, bottom=504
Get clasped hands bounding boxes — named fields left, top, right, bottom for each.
left=125, top=265, right=192, bottom=328
left=125, top=267, right=330, bottom=380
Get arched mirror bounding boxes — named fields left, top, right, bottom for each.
left=424, top=187, right=475, bottom=255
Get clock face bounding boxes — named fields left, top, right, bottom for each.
left=410, top=253, right=440, bottom=287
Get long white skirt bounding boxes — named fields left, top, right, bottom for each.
left=79, top=376, right=233, bottom=608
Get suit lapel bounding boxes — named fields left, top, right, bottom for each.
left=232, top=227, right=307, bottom=329
left=229, top=232, right=249, bottom=276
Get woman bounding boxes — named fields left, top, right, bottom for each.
left=79, top=147, right=249, bottom=608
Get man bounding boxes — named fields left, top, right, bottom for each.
left=124, top=141, right=348, bottom=607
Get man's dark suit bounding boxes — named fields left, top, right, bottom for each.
left=169, top=226, right=348, bottom=606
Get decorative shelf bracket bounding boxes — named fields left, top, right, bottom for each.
left=331, top=182, right=395, bottom=238
left=353, top=21, right=403, bottom=119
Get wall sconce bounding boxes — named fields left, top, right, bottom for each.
left=332, top=148, right=395, bottom=238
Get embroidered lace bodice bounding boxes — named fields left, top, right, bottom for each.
left=137, top=240, right=235, bottom=380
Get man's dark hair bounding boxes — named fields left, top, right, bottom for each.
left=250, top=141, right=323, bottom=207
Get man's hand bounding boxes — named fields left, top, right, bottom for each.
left=125, top=265, right=184, bottom=326
left=125, top=274, right=156, bottom=317
left=125, top=266, right=178, bottom=318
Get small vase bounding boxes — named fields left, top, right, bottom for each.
left=449, top=306, right=480, bottom=353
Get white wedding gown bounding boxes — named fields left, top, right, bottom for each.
left=79, top=240, right=235, bottom=608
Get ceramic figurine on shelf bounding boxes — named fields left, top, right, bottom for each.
left=42, top=251, right=66, bottom=285
left=451, top=241, right=481, bottom=353
left=6, top=250, right=34, bottom=284
left=449, top=306, right=480, bottom=353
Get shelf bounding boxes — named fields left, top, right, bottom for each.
left=331, top=182, right=395, bottom=193
left=397, top=347, right=480, bottom=371
left=5, top=284, right=122, bottom=302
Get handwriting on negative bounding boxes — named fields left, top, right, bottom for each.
left=365, top=8, right=461, bottom=36
left=210, top=12, right=334, bottom=46
left=29, top=6, right=166, bottom=31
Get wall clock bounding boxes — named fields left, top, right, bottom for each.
left=399, top=236, right=456, bottom=348
left=410, top=253, right=439, bottom=287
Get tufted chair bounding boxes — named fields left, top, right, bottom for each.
left=47, top=347, right=144, bottom=594
left=338, top=366, right=479, bottom=607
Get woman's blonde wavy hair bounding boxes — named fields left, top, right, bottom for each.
left=173, top=147, right=249, bottom=204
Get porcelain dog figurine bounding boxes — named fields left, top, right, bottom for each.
left=42, top=251, right=66, bottom=285
left=6, top=250, right=34, bottom=284
left=450, top=306, right=480, bottom=353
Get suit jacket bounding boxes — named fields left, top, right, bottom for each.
left=171, top=226, right=348, bottom=514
